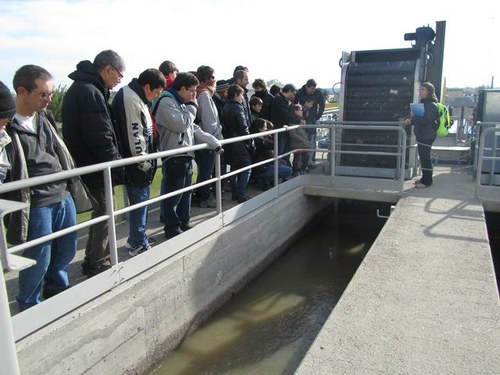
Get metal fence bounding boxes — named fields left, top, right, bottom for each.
left=0, top=122, right=407, bottom=374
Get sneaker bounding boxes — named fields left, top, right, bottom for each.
left=125, top=236, right=156, bottom=250
left=414, top=182, right=430, bottom=188
left=128, top=243, right=151, bottom=257
left=200, top=198, right=217, bottom=208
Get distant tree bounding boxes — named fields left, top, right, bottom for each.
left=47, top=84, right=67, bottom=122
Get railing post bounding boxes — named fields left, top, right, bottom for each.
left=0, top=258, right=20, bottom=375
left=330, top=125, right=336, bottom=177
left=214, top=152, right=223, bottom=215
left=400, top=127, right=407, bottom=188
left=103, top=168, right=118, bottom=266
left=274, top=132, right=279, bottom=187
left=475, top=127, right=487, bottom=198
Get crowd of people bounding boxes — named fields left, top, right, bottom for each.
left=0, top=50, right=326, bottom=311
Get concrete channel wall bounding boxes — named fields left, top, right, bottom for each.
left=15, top=188, right=332, bottom=374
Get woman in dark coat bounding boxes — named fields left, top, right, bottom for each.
left=221, top=85, right=253, bottom=202
left=411, top=81, right=439, bottom=188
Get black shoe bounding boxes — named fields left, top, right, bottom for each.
left=165, top=227, right=183, bottom=239
left=180, top=223, right=193, bottom=231
left=82, top=261, right=111, bottom=278
left=42, top=288, right=66, bottom=300
left=237, top=195, right=251, bottom=203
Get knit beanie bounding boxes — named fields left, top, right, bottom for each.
left=216, top=79, right=230, bottom=92
left=0, top=81, right=16, bottom=119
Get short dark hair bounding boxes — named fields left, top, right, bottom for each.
left=249, top=96, right=263, bottom=106
left=138, top=69, right=166, bottom=90
left=252, top=79, right=266, bottom=90
left=172, top=72, right=199, bottom=91
left=196, top=65, right=214, bottom=83
left=282, top=84, right=297, bottom=94
left=270, top=84, right=281, bottom=96
left=233, top=65, right=248, bottom=76
left=250, top=117, right=267, bottom=133
left=291, top=104, right=302, bottom=112
left=93, top=50, right=125, bottom=71
left=227, top=84, right=244, bottom=100
left=13, top=65, right=53, bottom=94
left=158, top=60, right=178, bottom=76
left=306, top=79, right=317, bottom=87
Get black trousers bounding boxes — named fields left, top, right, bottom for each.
left=417, top=138, right=435, bottom=186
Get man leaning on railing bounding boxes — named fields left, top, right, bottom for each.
left=3, top=65, right=78, bottom=311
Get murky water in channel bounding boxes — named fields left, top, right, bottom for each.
left=151, top=204, right=386, bottom=375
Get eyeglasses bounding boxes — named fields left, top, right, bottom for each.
left=39, top=92, right=54, bottom=99
left=111, top=65, right=124, bottom=79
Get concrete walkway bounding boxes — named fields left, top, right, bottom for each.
left=296, top=166, right=500, bottom=374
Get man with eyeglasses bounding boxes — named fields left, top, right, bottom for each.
left=3, top=65, right=78, bottom=310
left=62, top=49, right=126, bottom=277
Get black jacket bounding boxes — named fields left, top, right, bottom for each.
left=62, top=60, right=123, bottom=188
left=252, top=90, right=273, bottom=120
left=412, top=99, right=439, bottom=141
left=221, top=100, right=252, bottom=168
left=270, top=93, right=297, bottom=129
left=111, top=78, right=157, bottom=187
left=296, top=85, right=325, bottom=122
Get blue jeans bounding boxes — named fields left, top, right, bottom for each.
left=17, top=195, right=77, bottom=311
left=230, top=169, right=251, bottom=199
left=162, top=157, right=193, bottom=234
left=125, top=185, right=150, bottom=247
left=195, top=149, right=215, bottom=201
left=263, top=162, right=292, bottom=180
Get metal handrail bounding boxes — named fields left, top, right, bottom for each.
left=0, top=123, right=407, bottom=369
left=0, top=122, right=407, bottom=271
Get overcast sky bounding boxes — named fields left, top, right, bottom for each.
left=0, top=0, right=498, bottom=91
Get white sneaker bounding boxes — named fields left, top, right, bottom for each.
left=128, top=243, right=151, bottom=257
left=125, top=236, right=156, bottom=250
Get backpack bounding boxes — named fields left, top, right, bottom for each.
left=436, top=103, right=451, bottom=137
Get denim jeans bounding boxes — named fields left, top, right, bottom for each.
left=125, top=185, right=150, bottom=247
left=195, top=149, right=215, bottom=201
left=230, top=169, right=251, bottom=199
left=17, top=195, right=77, bottom=311
left=263, top=162, right=292, bottom=180
left=162, top=157, right=193, bottom=234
